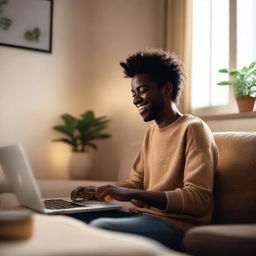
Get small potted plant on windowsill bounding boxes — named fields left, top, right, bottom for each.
left=52, top=110, right=111, bottom=179
left=217, top=61, right=256, bottom=112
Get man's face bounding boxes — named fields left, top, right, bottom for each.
left=131, top=73, right=165, bottom=122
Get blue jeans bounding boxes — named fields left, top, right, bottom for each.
left=68, top=210, right=184, bottom=250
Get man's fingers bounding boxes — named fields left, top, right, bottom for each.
left=71, top=186, right=82, bottom=200
left=82, top=192, right=88, bottom=201
left=72, top=186, right=98, bottom=201
left=88, top=191, right=95, bottom=200
left=71, top=188, right=77, bottom=200
left=96, top=185, right=110, bottom=195
left=96, top=187, right=113, bottom=201
left=95, top=186, right=106, bottom=199
left=71, top=185, right=114, bottom=202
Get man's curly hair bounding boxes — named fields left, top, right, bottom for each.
left=120, top=49, right=185, bottom=103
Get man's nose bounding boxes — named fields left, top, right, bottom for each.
left=133, top=94, right=143, bottom=105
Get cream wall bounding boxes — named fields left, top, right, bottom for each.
left=1, top=0, right=254, bottom=182
left=0, top=0, right=165, bottom=180
left=206, top=118, right=256, bottom=132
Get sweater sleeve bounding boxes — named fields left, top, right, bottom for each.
left=165, top=121, right=218, bottom=215
left=117, top=149, right=144, bottom=190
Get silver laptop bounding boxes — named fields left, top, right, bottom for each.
left=0, top=144, right=121, bottom=214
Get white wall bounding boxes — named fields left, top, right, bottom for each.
left=0, top=0, right=165, bottom=180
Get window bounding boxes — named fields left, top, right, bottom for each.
left=191, top=0, right=256, bottom=113
left=237, top=0, right=256, bottom=68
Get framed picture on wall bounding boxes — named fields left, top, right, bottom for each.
left=0, top=0, right=53, bottom=53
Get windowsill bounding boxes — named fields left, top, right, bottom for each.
left=199, top=111, right=256, bottom=121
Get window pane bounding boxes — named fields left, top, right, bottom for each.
left=191, top=0, right=211, bottom=109
left=210, top=0, right=229, bottom=106
left=237, top=0, right=256, bottom=68
left=191, top=0, right=229, bottom=109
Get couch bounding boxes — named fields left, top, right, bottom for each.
left=182, top=131, right=256, bottom=256
left=0, top=132, right=256, bottom=256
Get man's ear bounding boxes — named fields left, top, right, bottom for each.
left=161, top=82, right=173, bottom=97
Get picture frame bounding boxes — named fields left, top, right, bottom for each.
left=0, top=0, right=53, bottom=53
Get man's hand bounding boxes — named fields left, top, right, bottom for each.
left=71, top=186, right=97, bottom=201
left=71, top=184, right=167, bottom=210
left=96, top=185, right=135, bottom=202
left=70, top=185, right=135, bottom=202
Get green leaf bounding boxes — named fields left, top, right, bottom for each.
left=241, top=66, right=249, bottom=73
left=53, top=125, right=74, bottom=137
left=80, top=110, right=94, bottom=121
left=87, top=134, right=111, bottom=140
left=61, top=114, right=77, bottom=128
left=249, top=70, right=256, bottom=76
left=218, top=68, right=229, bottom=73
left=92, top=124, right=108, bottom=132
left=52, top=138, right=77, bottom=147
left=217, top=81, right=231, bottom=85
left=229, top=71, right=240, bottom=77
left=248, top=61, right=256, bottom=70
left=98, top=134, right=111, bottom=139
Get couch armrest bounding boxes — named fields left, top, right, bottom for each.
left=183, top=224, right=256, bottom=256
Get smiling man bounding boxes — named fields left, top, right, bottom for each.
left=70, top=49, right=218, bottom=250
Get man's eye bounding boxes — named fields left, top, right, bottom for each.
left=140, top=88, right=148, bottom=93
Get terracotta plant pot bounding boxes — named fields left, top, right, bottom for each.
left=236, top=96, right=256, bottom=112
left=69, top=152, right=91, bottom=179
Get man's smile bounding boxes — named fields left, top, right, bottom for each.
left=137, top=103, right=150, bottom=114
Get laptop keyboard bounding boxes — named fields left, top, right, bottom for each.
left=44, top=199, right=86, bottom=209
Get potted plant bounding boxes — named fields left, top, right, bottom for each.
left=217, top=61, right=256, bottom=112
left=52, top=110, right=111, bottom=179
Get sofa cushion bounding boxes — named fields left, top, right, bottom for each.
left=0, top=214, right=187, bottom=256
left=212, top=132, right=256, bottom=224
left=183, top=224, right=256, bottom=256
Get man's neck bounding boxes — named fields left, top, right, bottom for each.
left=156, top=101, right=183, bottom=128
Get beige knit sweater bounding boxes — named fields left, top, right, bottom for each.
left=121, top=114, right=218, bottom=231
